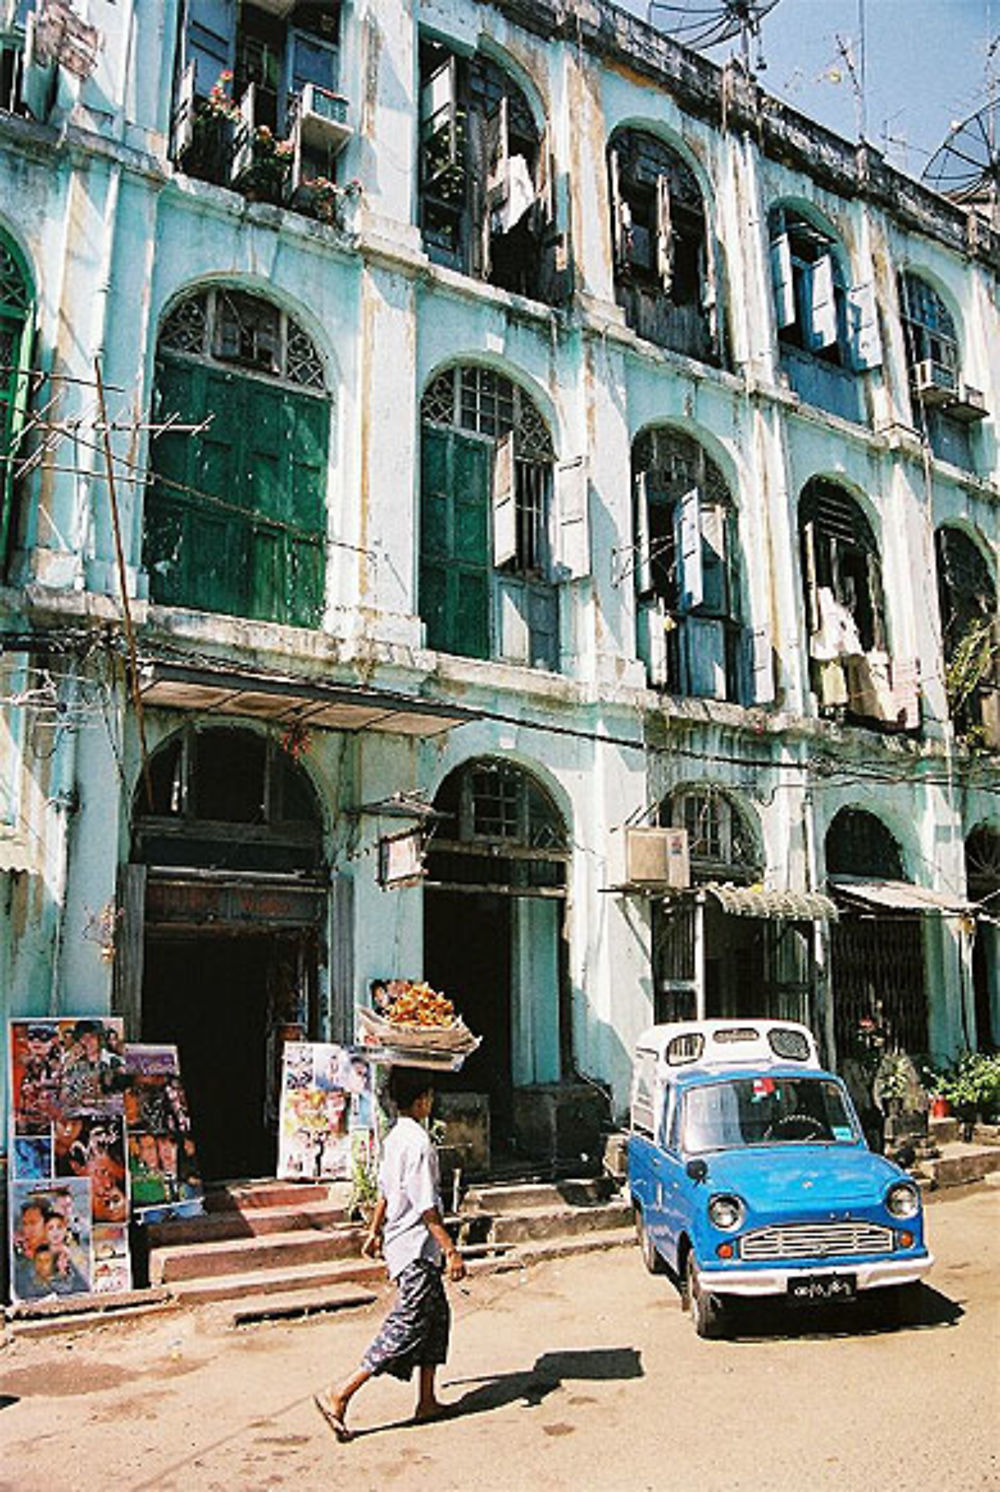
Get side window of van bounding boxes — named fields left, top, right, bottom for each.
left=631, top=1051, right=657, bottom=1136
left=661, top=1088, right=679, bottom=1149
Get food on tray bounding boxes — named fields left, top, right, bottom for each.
left=373, top=979, right=456, bottom=1028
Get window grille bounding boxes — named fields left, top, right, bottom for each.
left=661, top=788, right=759, bottom=877
left=826, top=809, right=904, bottom=880
left=159, top=289, right=326, bottom=391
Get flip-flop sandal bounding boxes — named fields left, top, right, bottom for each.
left=313, top=1392, right=353, bottom=1442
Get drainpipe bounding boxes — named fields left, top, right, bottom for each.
left=694, top=888, right=706, bottom=1019
left=46, top=665, right=81, bottom=1015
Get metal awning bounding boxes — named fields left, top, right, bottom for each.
left=830, top=878, right=975, bottom=917
left=137, top=659, right=477, bottom=738
left=704, top=883, right=839, bottom=921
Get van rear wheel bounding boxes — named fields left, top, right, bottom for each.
left=635, top=1206, right=665, bottom=1274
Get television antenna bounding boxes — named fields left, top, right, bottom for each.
left=923, top=35, right=1000, bottom=219
left=646, top=1, right=783, bottom=71
left=923, top=101, right=1000, bottom=216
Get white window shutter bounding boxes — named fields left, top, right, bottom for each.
left=655, top=174, right=674, bottom=293
left=634, top=471, right=653, bottom=595
left=749, top=625, right=775, bottom=704
left=492, top=431, right=517, bottom=568
left=486, top=96, right=509, bottom=212
left=609, top=149, right=628, bottom=272
left=676, top=488, right=703, bottom=613
left=555, top=456, right=590, bottom=580
left=230, top=81, right=256, bottom=182
left=770, top=233, right=795, bottom=329
left=638, top=598, right=669, bottom=687
left=806, top=254, right=837, bottom=350
left=847, top=281, right=882, bottom=370
left=170, top=59, right=197, bottom=161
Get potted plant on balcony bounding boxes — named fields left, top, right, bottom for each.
left=189, top=71, right=240, bottom=184
left=293, top=175, right=363, bottom=230
left=239, top=126, right=294, bottom=205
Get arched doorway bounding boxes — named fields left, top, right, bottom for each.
left=422, top=758, right=569, bottom=1157
left=825, top=808, right=928, bottom=1060
left=144, top=285, right=330, bottom=627
left=126, top=726, right=327, bottom=1180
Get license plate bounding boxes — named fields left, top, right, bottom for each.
left=788, top=1273, right=856, bottom=1303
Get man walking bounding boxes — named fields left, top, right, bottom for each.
left=314, top=1066, right=465, bottom=1441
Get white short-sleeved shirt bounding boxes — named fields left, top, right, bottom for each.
left=379, top=1115, right=444, bottom=1280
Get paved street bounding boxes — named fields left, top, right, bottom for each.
left=1, top=1183, right=998, bottom=1492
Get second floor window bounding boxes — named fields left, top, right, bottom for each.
left=418, top=40, right=567, bottom=305
left=608, top=127, right=721, bottom=365
left=899, top=271, right=986, bottom=469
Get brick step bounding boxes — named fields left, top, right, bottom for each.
left=151, top=1222, right=364, bottom=1284
left=167, top=1254, right=387, bottom=1306
left=481, top=1200, right=633, bottom=1247
left=918, top=1143, right=1000, bottom=1190
left=462, top=1177, right=615, bottom=1214
left=147, top=1199, right=350, bottom=1248
left=204, top=1180, right=344, bottom=1212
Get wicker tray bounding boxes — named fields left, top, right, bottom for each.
left=356, top=1006, right=481, bottom=1069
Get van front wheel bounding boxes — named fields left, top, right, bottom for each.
left=687, top=1254, right=725, bottom=1338
left=635, top=1206, right=665, bottom=1274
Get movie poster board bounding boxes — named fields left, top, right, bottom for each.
left=123, top=1044, right=205, bottom=1223
left=277, top=1043, right=374, bottom=1181
left=7, top=1017, right=131, bottom=1301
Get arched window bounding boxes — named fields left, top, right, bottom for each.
left=633, top=428, right=747, bottom=701
left=145, top=287, right=329, bottom=627
left=966, top=825, right=1000, bottom=1048
left=607, top=127, right=720, bottom=363
left=768, top=205, right=877, bottom=422
left=420, top=365, right=569, bottom=669
left=0, top=232, right=33, bottom=571
left=417, top=40, right=566, bottom=304
left=659, top=786, right=760, bottom=883
left=799, top=479, right=907, bottom=729
left=899, top=271, right=985, bottom=467
left=133, top=725, right=325, bottom=874
left=935, top=525, right=999, bottom=743
left=826, top=808, right=903, bottom=880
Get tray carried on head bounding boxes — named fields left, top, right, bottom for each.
left=355, top=1006, right=481, bottom=1070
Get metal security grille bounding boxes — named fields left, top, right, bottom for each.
left=831, top=917, right=928, bottom=1057
left=741, top=1222, right=894, bottom=1261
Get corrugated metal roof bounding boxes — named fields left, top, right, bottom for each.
left=703, top=883, right=839, bottom=920
left=830, top=878, right=974, bottom=916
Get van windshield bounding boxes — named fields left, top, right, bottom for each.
left=681, top=1076, right=858, bottom=1152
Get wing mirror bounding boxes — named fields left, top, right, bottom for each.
left=686, top=1158, right=708, bottom=1184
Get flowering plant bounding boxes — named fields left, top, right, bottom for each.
left=297, top=175, right=363, bottom=227
left=202, top=71, right=240, bottom=123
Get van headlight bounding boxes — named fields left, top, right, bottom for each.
left=708, top=1194, right=745, bottom=1230
left=886, top=1182, right=919, bottom=1219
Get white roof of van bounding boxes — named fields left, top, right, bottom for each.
left=635, top=1018, right=820, bottom=1069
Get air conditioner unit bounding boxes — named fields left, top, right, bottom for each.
left=298, top=82, right=352, bottom=154
left=948, top=383, right=988, bottom=423
left=911, top=357, right=956, bottom=404
left=626, top=826, right=690, bottom=888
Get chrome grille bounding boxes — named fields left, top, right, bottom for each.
left=740, top=1222, right=894, bottom=1261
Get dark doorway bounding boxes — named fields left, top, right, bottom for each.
left=425, top=890, right=513, bottom=1141
left=143, top=934, right=276, bottom=1181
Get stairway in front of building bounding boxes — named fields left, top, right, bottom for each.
left=142, top=1172, right=635, bottom=1320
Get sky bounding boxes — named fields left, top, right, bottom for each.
left=616, top=0, right=997, bottom=187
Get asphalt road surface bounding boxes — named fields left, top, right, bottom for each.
left=1, top=1182, right=997, bottom=1492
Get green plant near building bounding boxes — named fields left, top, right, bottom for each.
left=926, top=1052, right=1000, bottom=1121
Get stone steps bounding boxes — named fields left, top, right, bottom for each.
left=915, top=1141, right=1000, bottom=1190
left=151, top=1221, right=364, bottom=1284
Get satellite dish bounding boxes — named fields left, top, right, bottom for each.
left=647, top=0, right=782, bottom=69
left=923, top=102, right=1000, bottom=211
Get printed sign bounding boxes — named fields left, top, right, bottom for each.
left=123, top=1044, right=205, bottom=1222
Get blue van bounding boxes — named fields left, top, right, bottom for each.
left=627, top=1020, right=933, bottom=1337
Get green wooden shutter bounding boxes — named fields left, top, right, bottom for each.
left=0, top=241, right=34, bottom=571
left=420, top=425, right=490, bottom=659
left=147, top=357, right=327, bottom=626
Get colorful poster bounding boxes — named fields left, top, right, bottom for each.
left=9, top=1179, right=93, bottom=1302
left=277, top=1043, right=373, bottom=1181
left=8, top=1018, right=130, bottom=1303
left=123, top=1044, right=205, bottom=1222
